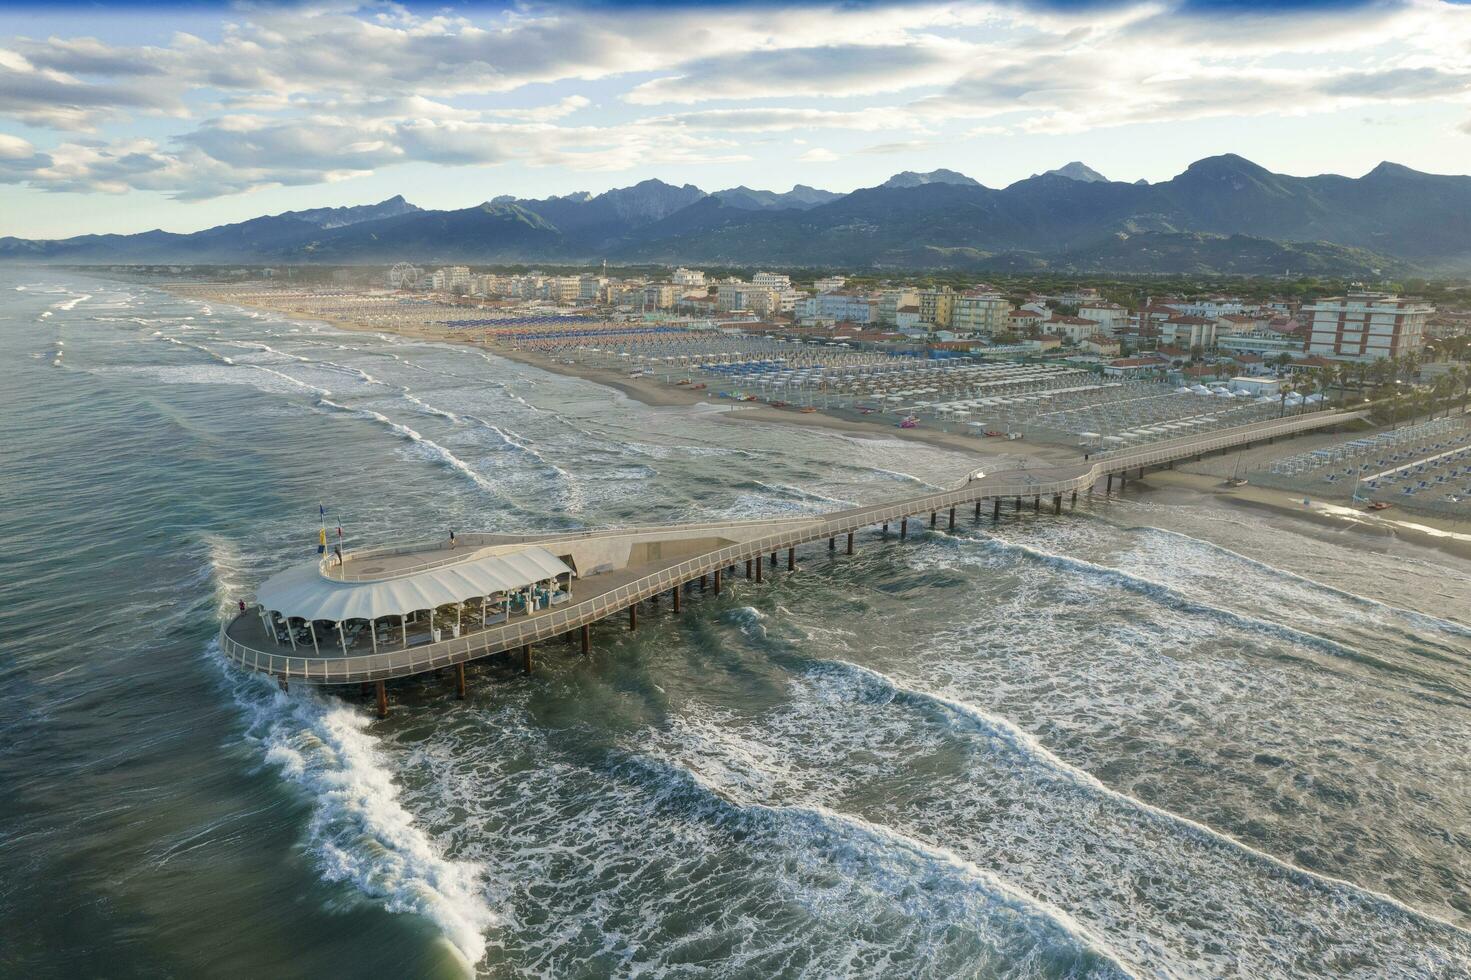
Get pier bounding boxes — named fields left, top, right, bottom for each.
left=221, top=410, right=1360, bottom=712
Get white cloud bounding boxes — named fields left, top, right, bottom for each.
left=625, top=40, right=974, bottom=105
left=1, top=0, right=1469, bottom=202
left=640, top=107, right=915, bottom=132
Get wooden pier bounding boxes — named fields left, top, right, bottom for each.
left=220, top=410, right=1360, bottom=713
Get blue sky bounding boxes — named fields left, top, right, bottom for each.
left=1, top=0, right=1468, bottom=238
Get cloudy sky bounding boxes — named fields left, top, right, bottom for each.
left=2, top=0, right=1469, bottom=238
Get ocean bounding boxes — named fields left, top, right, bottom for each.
left=3, top=270, right=1470, bottom=978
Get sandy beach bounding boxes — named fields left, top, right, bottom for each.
left=1141, top=467, right=1471, bottom=560
left=172, top=285, right=1089, bottom=464
left=169, top=284, right=1471, bottom=557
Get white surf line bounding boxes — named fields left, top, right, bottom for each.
left=1132, top=524, right=1471, bottom=638
left=222, top=659, right=496, bottom=971
left=315, top=397, right=503, bottom=497
left=51, top=293, right=91, bottom=311
left=968, top=532, right=1445, bottom=678
left=639, top=754, right=1137, bottom=977
left=250, top=365, right=333, bottom=397
left=758, top=799, right=1137, bottom=977
left=827, top=657, right=1471, bottom=941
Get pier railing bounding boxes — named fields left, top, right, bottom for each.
left=221, top=408, right=1360, bottom=684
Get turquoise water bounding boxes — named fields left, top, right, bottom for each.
left=3, top=271, right=1471, bottom=978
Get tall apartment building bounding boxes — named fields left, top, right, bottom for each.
left=918, top=287, right=955, bottom=329
left=672, top=267, right=705, bottom=287
left=579, top=276, right=607, bottom=302
left=877, top=289, right=919, bottom=325
left=799, top=291, right=875, bottom=324
left=814, top=276, right=847, bottom=293
left=752, top=271, right=792, bottom=292
left=548, top=276, right=582, bottom=305
left=1301, top=292, right=1433, bottom=362
left=642, top=283, right=677, bottom=309
left=717, top=283, right=780, bottom=316
left=951, top=290, right=1009, bottom=334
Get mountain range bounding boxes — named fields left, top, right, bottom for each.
left=4, top=155, right=1468, bottom=275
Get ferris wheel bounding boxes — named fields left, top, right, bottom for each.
left=389, top=262, right=420, bottom=288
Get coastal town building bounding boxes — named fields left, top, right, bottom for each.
left=1008, top=308, right=1044, bottom=336
left=1301, top=291, right=1433, bottom=362
left=1047, top=314, right=1104, bottom=344
left=1162, top=315, right=1218, bottom=351
left=877, top=289, right=919, bottom=325
left=813, top=276, right=847, bottom=293
left=1082, top=335, right=1122, bottom=357
left=642, top=283, right=677, bottom=310
left=919, top=287, right=955, bottom=329
left=951, top=289, right=1009, bottom=335
left=798, top=291, right=876, bottom=324
left=1078, top=302, right=1127, bottom=335
left=672, top=267, right=705, bottom=287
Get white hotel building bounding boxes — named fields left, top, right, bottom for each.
left=1301, top=292, right=1433, bottom=362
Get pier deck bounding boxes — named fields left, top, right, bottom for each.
left=221, top=409, right=1362, bottom=688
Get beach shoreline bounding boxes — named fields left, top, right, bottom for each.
left=1142, top=469, right=1471, bottom=561
left=169, top=285, right=1091, bottom=463
left=164, top=284, right=1471, bottom=559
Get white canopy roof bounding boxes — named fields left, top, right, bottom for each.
left=257, top=546, right=573, bottom=622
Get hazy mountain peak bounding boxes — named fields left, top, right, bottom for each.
left=1035, top=161, right=1108, bottom=183
left=881, top=169, right=981, bottom=189
left=1181, top=153, right=1271, bottom=178
left=279, top=196, right=421, bottom=229
left=1364, top=161, right=1424, bottom=180
left=711, top=183, right=841, bottom=211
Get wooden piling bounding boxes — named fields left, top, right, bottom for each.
left=714, top=568, right=722, bottom=594
left=929, top=510, right=937, bottom=528
left=900, top=517, right=908, bottom=539
left=455, top=663, right=466, bottom=700
left=993, top=498, right=1002, bottom=520
left=1033, top=495, right=1040, bottom=513
left=580, top=624, right=591, bottom=655
left=846, top=531, right=854, bottom=555
left=1053, top=493, right=1062, bottom=515
left=756, top=559, right=763, bottom=583
left=948, top=506, right=955, bottom=530
left=829, top=536, right=835, bottom=551
left=375, top=680, right=387, bottom=717
left=629, top=604, right=638, bottom=630
left=521, top=644, right=532, bottom=675
left=787, top=547, right=795, bottom=571
left=673, top=586, right=682, bottom=612
left=745, top=558, right=753, bottom=579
